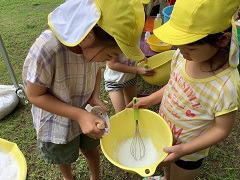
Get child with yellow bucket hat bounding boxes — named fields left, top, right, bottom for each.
left=128, top=0, right=240, bottom=179
left=22, top=0, right=148, bottom=179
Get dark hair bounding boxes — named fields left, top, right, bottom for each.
left=188, top=26, right=232, bottom=73
left=92, top=26, right=117, bottom=46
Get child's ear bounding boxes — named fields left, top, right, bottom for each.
left=218, top=32, right=231, bottom=47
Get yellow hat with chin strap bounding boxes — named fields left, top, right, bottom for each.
left=153, top=0, right=240, bottom=67
left=48, top=0, right=145, bottom=61
left=154, top=0, right=240, bottom=45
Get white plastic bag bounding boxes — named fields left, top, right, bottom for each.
left=0, top=85, right=19, bottom=120
left=85, top=104, right=110, bottom=135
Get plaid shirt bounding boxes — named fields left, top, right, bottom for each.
left=22, top=30, right=101, bottom=144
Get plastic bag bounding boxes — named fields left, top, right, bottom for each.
left=85, top=104, right=110, bottom=135
left=0, top=85, right=19, bottom=120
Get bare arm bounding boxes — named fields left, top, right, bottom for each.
left=26, top=81, right=105, bottom=139
left=126, top=85, right=166, bottom=108
left=87, top=68, right=107, bottom=114
left=107, top=56, right=155, bottom=76
left=160, top=110, right=237, bottom=166
left=183, top=111, right=236, bottom=154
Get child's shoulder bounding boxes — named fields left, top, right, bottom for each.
left=33, top=30, right=64, bottom=53
left=170, top=49, right=184, bottom=68
left=37, top=30, right=60, bottom=45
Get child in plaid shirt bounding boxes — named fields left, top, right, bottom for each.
left=22, top=0, right=147, bottom=179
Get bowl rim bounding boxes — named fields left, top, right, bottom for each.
left=0, top=138, right=27, bottom=179
left=147, top=34, right=171, bottom=47
left=100, top=108, right=173, bottom=177
left=138, top=50, right=175, bottom=68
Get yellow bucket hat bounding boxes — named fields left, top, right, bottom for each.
left=154, top=0, right=240, bottom=67
left=48, top=0, right=146, bottom=61
left=154, top=0, right=240, bottom=45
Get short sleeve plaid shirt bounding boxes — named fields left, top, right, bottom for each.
left=22, top=30, right=101, bottom=144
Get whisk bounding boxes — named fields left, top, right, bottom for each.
left=130, top=97, right=146, bottom=161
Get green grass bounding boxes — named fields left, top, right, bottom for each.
left=0, top=1, right=239, bottom=180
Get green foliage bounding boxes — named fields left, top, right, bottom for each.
left=0, top=1, right=239, bottom=180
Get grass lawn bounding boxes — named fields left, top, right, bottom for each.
left=0, top=0, right=239, bottom=179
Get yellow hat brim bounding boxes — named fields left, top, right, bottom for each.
left=141, top=0, right=150, bottom=4
left=116, top=40, right=145, bottom=61
left=95, top=0, right=146, bottom=61
left=153, top=21, right=207, bottom=45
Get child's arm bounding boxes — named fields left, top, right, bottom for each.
left=87, top=68, right=107, bottom=114
left=26, top=81, right=105, bottom=139
left=160, top=110, right=237, bottom=167
left=107, top=56, right=155, bottom=76
left=126, top=85, right=166, bottom=108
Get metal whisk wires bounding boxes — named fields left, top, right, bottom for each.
left=130, top=97, right=146, bottom=161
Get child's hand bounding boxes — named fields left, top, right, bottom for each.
left=77, top=111, right=106, bottom=139
left=136, top=66, right=156, bottom=76
left=126, top=96, right=151, bottom=109
left=158, top=144, right=186, bottom=167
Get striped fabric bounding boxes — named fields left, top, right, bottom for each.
left=105, top=76, right=137, bottom=91
left=104, top=53, right=137, bottom=91
left=159, top=49, right=240, bottom=161
left=22, top=30, right=100, bottom=144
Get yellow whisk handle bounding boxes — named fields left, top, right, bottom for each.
left=132, top=97, right=139, bottom=121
